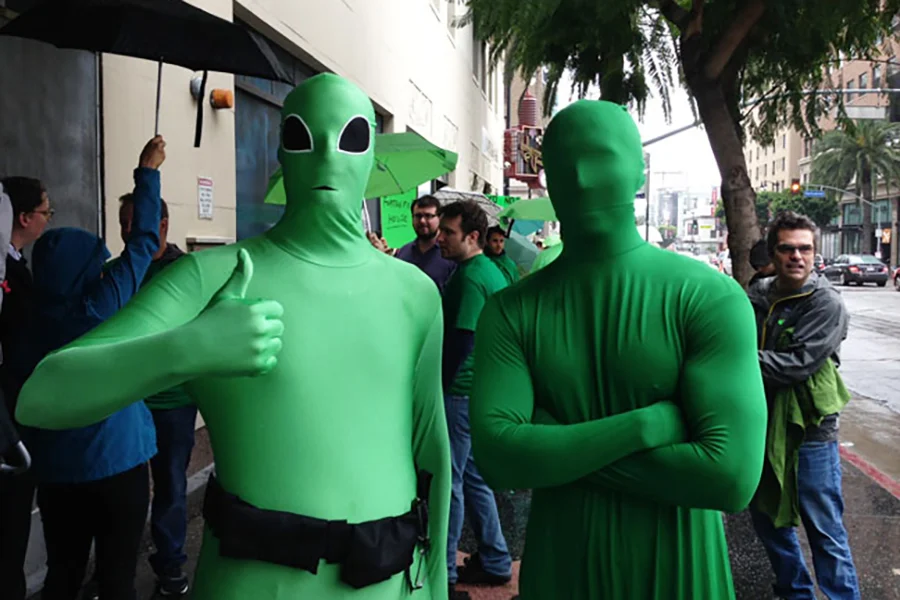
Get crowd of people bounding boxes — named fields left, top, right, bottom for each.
left=0, top=73, right=862, bottom=600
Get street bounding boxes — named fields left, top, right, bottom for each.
left=118, top=284, right=900, bottom=599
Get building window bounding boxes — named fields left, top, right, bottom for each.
left=472, top=33, right=487, bottom=93
left=843, top=203, right=862, bottom=226
left=781, top=157, right=786, bottom=171
left=756, top=148, right=760, bottom=160
left=772, top=160, right=776, bottom=174
left=755, top=167, right=759, bottom=179
left=782, top=134, right=786, bottom=149
left=859, top=72, right=868, bottom=94
left=804, top=138, right=811, bottom=157
left=873, top=65, right=882, bottom=89
left=802, top=173, right=809, bottom=184
left=875, top=199, right=891, bottom=224
left=764, top=164, right=768, bottom=177
left=847, top=78, right=855, bottom=101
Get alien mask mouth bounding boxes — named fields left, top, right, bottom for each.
left=312, top=185, right=337, bottom=191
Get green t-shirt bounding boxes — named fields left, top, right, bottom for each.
left=490, top=253, right=521, bottom=286
left=443, top=253, right=508, bottom=396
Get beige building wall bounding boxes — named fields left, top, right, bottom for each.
left=744, top=126, right=803, bottom=194
left=102, top=0, right=506, bottom=254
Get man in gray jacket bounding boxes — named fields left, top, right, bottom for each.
left=747, top=211, right=859, bottom=600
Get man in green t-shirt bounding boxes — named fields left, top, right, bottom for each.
left=437, top=201, right=512, bottom=599
left=116, top=194, right=195, bottom=597
left=484, top=226, right=520, bottom=285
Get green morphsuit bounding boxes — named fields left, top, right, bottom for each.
left=17, top=74, right=451, bottom=600
left=470, top=101, right=768, bottom=599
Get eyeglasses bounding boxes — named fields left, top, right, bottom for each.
left=775, top=244, right=814, bottom=255
left=412, top=213, right=438, bottom=221
left=30, top=208, right=55, bottom=221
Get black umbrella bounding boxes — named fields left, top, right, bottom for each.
left=0, top=0, right=291, bottom=146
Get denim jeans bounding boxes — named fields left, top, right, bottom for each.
left=444, top=395, right=511, bottom=584
left=750, top=440, right=860, bottom=600
left=148, top=405, right=197, bottom=577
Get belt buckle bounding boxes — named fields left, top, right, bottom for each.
left=409, top=498, right=430, bottom=591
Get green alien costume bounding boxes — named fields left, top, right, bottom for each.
left=470, top=101, right=768, bottom=599
left=17, top=74, right=451, bottom=600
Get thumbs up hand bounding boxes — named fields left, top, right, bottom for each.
left=186, top=249, right=285, bottom=377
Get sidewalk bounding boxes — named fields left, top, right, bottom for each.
left=123, top=451, right=900, bottom=600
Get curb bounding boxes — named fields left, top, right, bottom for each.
left=840, top=446, right=900, bottom=500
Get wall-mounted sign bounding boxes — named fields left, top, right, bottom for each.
left=198, top=177, right=213, bottom=220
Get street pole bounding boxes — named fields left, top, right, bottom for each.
left=644, top=152, right=651, bottom=242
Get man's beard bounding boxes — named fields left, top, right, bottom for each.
left=417, top=230, right=438, bottom=242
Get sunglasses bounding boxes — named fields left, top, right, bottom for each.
left=775, top=244, right=814, bottom=255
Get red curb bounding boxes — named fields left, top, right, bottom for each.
left=839, top=445, right=900, bottom=500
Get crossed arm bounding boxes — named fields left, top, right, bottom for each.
left=471, top=291, right=768, bottom=513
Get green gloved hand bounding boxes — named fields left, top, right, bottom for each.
left=184, top=248, right=285, bottom=378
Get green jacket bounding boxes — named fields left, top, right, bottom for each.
left=753, top=356, right=850, bottom=527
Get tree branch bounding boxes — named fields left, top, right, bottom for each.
left=651, top=0, right=689, bottom=29
left=703, top=0, right=766, bottom=80
left=684, top=0, right=705, bottom=39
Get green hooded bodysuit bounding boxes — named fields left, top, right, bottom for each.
left=16, top=74, right=451, bottom=600
left=469, top=101, right=768, bottom=599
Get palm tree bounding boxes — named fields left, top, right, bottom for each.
left=812, top=120, right=900, bottom=254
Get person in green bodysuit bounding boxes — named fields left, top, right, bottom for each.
left=16, top=74, right=451, bottom=600
left=470, top=100, right=768, bottom=599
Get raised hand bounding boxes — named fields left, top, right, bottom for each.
left=187, top=249, right=285, bottom=377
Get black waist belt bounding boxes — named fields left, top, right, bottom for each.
left=203, top=472, right=432, bottom=590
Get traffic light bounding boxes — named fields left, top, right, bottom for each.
left=790, top=179, right=801, bottom=195
left=691, top=219, right=699, bottom=235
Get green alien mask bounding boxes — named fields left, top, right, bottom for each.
left=271, top=74, right=377, bottom=264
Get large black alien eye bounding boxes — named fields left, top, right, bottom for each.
left=282, top=115, right=313, bottom=152
left=338, top=116, right=371, bottom=154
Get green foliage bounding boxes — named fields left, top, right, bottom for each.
left=767, top=190, right=840, bottom=229
left=716, top=190, right=839, bottom=229
left=811, top=120, right=900, bottom=197
left=716, top=194, right=771, bottom=230
left=464, top=0, right=900, bottom=144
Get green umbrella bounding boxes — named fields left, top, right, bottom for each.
left=497, top=196, right=557, bottom=222
left=264, top=131, right=458, bottom=205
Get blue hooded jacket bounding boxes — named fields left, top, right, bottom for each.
left=24, top=167, right=161, bottom=484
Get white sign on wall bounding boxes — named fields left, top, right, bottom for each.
left=198, top=177, right=213, bottom=220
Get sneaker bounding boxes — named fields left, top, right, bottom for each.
left=449, top=583, right=472, bottom=600
left=456, top=553, right=512, bottom=586
left=156, top=571, right=190, bottom=597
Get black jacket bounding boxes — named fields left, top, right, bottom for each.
left=0, top=252, right=35, bottom=415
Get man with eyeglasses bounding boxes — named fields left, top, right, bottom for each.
left=747, top=211, right=860, bottom=600
left=394, top=195, right=456, bottom=294
left=0, top=176, right=53, bottom=600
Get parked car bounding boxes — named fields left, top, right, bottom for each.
left=822, top=254, right=889, bottom=287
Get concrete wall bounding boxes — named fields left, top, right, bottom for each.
left=102, top=0, right=237, bottom=256
left=235, top=0, right=505, bottom=192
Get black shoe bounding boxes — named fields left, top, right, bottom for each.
left=156, top=571, right=190, bottom=597
left=456, top=553, right=512, bottom=586
left=449, top=583, right=472, bottom=600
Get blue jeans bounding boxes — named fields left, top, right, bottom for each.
left=148, top=405, right=197, bottom=577
left=444, top=395, right=511, bottom=584
left=750, top=440, right=860, bottom=600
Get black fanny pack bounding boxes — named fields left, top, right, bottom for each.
left=202, top=472, right=432, bottom=590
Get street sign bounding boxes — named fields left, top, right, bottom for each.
left=803, top=189, right=826, bottom=198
